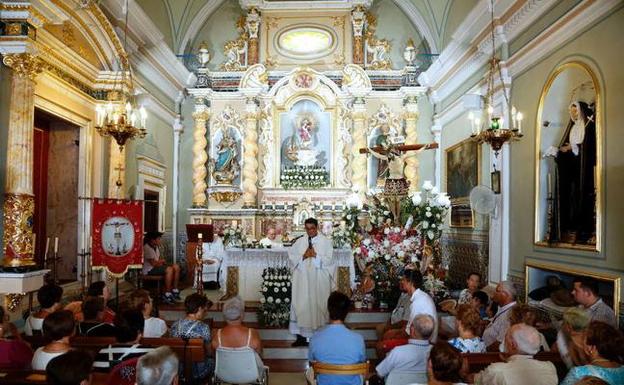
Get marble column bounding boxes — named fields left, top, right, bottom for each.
left=192, top=100, right=211, bottom=208
left=2, top=53, right=45, bottom=268
left=351, top=99, right=368, bottom=199
left=242, top=99, right=259, bottom=208
left=403, top=96, right=420, bottom=193
left=351, top=7, right=366, bottom=66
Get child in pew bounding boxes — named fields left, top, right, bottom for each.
left=46, top=350, right=94, bottom=385
left=0, top=305, right=33, bottom=369
left=127, top=289, right=167, bottom=338
left=32, top=310, right=74, bottom=370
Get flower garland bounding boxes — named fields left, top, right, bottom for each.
left=257, top=266, right=292, bottom=327
left=280, top=166, right=329, bottom=189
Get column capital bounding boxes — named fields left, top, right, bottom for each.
left=2, top=53, right=45, bottom=80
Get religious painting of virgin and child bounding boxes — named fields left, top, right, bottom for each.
left=445, top=139, right=480, bottom=201
left=279, top=99, right=331, bottom=170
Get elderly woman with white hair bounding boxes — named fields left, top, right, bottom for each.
left=211, top=296, right=263, bottom=355
left=136, top=346, right=179, bottom=385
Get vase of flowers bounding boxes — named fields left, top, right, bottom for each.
left=222, top=224, right=245, bottom=248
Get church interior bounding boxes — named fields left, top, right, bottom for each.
left=0, top=0, right=623, bottom=384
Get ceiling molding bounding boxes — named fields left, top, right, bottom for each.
left=393, top=0, right=440, bottom=54
left=177, top=0, right=226, bottom=55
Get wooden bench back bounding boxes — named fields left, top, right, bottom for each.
left=463, top=351, right=567, bottom=379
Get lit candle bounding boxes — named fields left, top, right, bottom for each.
left=45, top=237, right=50, bottom=257
left=125, top=102, right=132, bottom=117
left=516, top=112, right=523, bottom=133
left=130, top=112, right=137, bottom=127
left=468, top=111, right=475, bottom=135
left=54, top=237, right=59, bottom=253
left=139, top=106, right=147, bottom=129
left=487, top=105, right=494, bottom=121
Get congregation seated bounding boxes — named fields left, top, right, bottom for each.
left=25, top=283, right=63, bottom=336
left=93, top=309, right=153, bottom=372
left=553, top=307, right=590, bottom=368
left=482, top=281, right=517, bottom=351
left=169, top=293, right=214, bottom=382
left=65, top=281, right=115, bottom=323
left=474, top=323, right=558, bottom=385
left=376, top=270, right=411, bottom=356
left=427, top=342, right=467, bottom=385
left=46, top=349, right=94, bottom=385
left=309, top=291, right=366, bottom=385
left=32, top=310, right=75, bottom=370
left=143, top=231, right=181, bottom=305
left=128, top=289, right=167, bottom=338
left=470, top=291, right=490, bottom=320
left=136, top=346, right=179, bottom=385
left=500, top=304, right=550, bottom=353
left=374, top=313, right=433, bottom=382
left=77, top=297, right=115, bottom=337
left=448, top=305, right=486, bottom=353
left=0, top=305, right=33, bottom=369
left=211, top=296, right=262, bottom=355
left=560, top=321, right=624, bottom=385
left=572, top=277, right=617, bottom=327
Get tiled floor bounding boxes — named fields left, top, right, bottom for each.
left=269, top=372, right=307, bottom=385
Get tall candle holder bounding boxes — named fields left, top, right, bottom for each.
left=80, top=248, right=87, bottom=294
left=195, top=234, right=204, bottom=295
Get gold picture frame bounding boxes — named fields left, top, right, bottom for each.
left=445, top=138, right=481, bottom=201
left=525, top=261, right=619, bottom=326
left=534, top=61, right=602, bottom=252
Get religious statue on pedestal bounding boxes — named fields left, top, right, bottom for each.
left=211, top=129, right=240, bottom=185
left=286, top=112, right=319, bottom=167
left=544, top=101, right=596, bottom=244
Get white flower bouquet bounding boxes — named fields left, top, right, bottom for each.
left=223, top=224, right=246, bottom=248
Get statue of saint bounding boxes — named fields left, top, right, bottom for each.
left=212, top=130, right=239, bottom=184
left=286, top=113, right=319, bottom=166
left=545, top=101, right=596, bottom=244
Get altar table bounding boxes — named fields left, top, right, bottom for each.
left=221, top=248, right=356, bottom=301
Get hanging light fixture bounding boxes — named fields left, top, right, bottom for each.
left=95, top=0, right=146, bottom=152
left=469, top=0, right=522, bottom=158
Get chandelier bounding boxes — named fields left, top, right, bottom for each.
left=469, top=0, right=523, bottom=158
left=94, top=0, right=146, bottom=152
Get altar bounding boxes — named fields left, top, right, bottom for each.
left=220, top=248, right=356, bottom=301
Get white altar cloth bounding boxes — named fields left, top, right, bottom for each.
left=221, top=248, right=356, bottom=301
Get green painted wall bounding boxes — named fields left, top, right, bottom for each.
left=508, top=7, right=624, bottom=282
left=371, top=0, right=425, bottom=68
left=190, top=1, right=242, bottom=71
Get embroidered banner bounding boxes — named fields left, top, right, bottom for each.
left=92, top=199, right=143, bottom=276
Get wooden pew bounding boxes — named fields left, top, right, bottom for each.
left=69, top=336, right=207, bottom=382
left=463, top=351, right=567, bottom=380
left=0, top=370, right=108, bottom=385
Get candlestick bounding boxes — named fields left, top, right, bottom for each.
left=198, top=233, right=203, bottom=240
left=547, top=173, right=552, bottom=196
left=44, top=237, right=50, bottom=262
left=54, top=237, right=59, bottom=253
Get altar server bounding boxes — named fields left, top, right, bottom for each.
left=288, top=217, right=334, bottom=347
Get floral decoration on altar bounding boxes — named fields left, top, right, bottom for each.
left=257, top=266, right=292, bottom=327
left=222, top=224, right=246, bottom=248
left=280, top=165, right=329, bottom=189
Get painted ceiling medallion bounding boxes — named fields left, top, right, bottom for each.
left=276, top=26, right=336, bottom=59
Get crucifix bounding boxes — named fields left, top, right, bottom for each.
left=359, top=141, right=439, bottom=223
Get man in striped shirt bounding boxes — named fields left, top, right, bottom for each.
left=93, top=309, right=153, bottom=371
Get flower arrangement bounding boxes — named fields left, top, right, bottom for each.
left=367, top=195, right=393, bottom=229
left=401, top=180, right=451, bottom=242
left=332, top=226, right=352, bottom=249
left=423, top=271, right=451, bottom=303
left=280, top=166, right=329, bottom=189
left=257, top=266, right=292, bottom=327
left=222, top=224, right=246, bottom=248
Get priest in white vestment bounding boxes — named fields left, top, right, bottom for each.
left=288, top=217, right=334, bottom=346
left=259, top=227, right=284, bottom=248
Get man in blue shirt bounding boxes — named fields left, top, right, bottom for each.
left=309, top=291, right=367, bottom=385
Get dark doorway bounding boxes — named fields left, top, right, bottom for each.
left=144, top=190, right=159, bottom=233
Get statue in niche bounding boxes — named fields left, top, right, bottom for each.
left=544, top=101, right=596, bottom=244
left=286, top=112, right=319, bottom=166
left=211, top=129, right=240, bottom=185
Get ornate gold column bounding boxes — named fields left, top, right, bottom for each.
left=245, top=8, right=261, bottom=65
left=403, top=96, right=420, bottom=192
left=2, top=53, right=45, bottom=268
left=192, top=100, right=211, bottom=207
left=351, top=7, right=366, bottom=66
left=351, top=99, right=368, bottom=199
left=242, top=99, right=259, bottom=208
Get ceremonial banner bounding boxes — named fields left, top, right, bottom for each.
left=92, top=199, right=143, bottom=276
